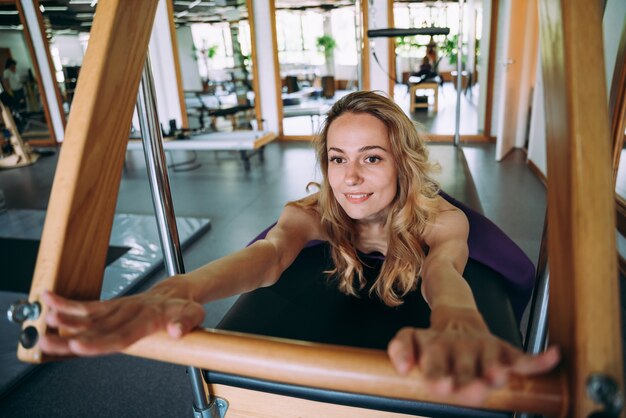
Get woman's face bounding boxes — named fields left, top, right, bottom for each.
left=326, top=112, right=398, bottom=223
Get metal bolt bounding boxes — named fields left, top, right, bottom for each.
left=7, top=300, right=41, bottom=325
left=587, top=374, right=624, bottom=416
left=19, top=326, right=39, bottom=349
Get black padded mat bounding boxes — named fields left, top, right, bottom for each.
left=218, top=243, right=521, bottom=350
left=0, top=238, right=130, bottom=293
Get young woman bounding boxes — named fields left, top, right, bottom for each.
left=40, top=91, right=558, bottom=401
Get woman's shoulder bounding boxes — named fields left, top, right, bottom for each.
left=279, top=193, right=326, bottom=241
left=421, top=195, right=469, bottom=245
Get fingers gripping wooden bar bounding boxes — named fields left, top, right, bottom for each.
left=18, top=0, right=159, bottom=363
left=124, top=329, right=567, bottom=416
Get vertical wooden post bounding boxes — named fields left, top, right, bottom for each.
left=17, top=0, right=159, bottom=363
left=539, top=0, right=624, bottom=414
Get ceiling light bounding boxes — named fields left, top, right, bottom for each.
left=80, top=22, right=92, bottom=26
left=176, top=10, right=189, bottom=18
left=41, top=6, right=69, bottom=12
left=0, top=11, right=18, bottom=15
left=76, top=13, right=94, bottom=18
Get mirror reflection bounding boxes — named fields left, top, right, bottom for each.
left=616, top=126, right=626, bottom=201
left=392, top=0, right=484, bottom=135
left=0, top=1, right=52, bottom=141
left=40, top=2, right=94, bottom=114
left=173, top=0, right=257, bottom=133
left=275, top=0, right=360, bottom=137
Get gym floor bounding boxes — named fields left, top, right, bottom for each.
left=0, top=141, right=548, bottom=417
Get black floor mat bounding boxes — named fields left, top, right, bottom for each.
left=0, top=238, right=129, bottom=293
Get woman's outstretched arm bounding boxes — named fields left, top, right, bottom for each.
left=386, top=200, right=559, bottom=404
left=39, top=204, right=323, bottom=356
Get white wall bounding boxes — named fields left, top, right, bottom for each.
left=526, top=0, right=625, bottom=177
left=526, top=47, right=546, bottom=176
left=367, top=0, right=391, bottom=95
left=253, top=0, right=278, bottom=133
left=51, top=35, right=85, bottom=67
left=603, top=0, right=626, bottom=94
left=147, top=0, right=183, bottom=129
left=490, top=0, right=509, bottom=135
left=0, top=30, right=33, bottom=80
left=175, top=26, right=203, bottom=91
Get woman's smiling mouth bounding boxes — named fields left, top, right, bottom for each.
left=344, top=193, right=373, bottom=203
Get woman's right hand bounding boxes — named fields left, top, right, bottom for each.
left=39, top=279, right=205, bottom=356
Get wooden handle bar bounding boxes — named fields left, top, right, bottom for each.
left=17, top=0, right=159, bottom=363
left=124, top=329, right=567, bottom=416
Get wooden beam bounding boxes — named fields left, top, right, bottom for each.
left=18, top=0, right=159, bottom=363
left=361, top=0, right=370, bottom=90
left=246, top=0, right=264, bottom=131
left=124, top=329, right=566, bottom=416
left=15, top=0, right=56, bottom=145
left=610, top=20, right=626, bottom=183
left=387, top=0, right=395, bottom=97
left=270, top=0, right=284, bottom=138
left=166, top=0, right=189, bottom=130
left=538, top=0, right=624, bottom=414
left=483, top=0, right=499, bottom=138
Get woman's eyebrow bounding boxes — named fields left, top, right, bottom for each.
left=327, top=145, right=388, bottom=153
left=359, top=145, right=388, bottom=153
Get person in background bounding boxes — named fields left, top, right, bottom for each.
left=2, top=58, right=25, bottom=110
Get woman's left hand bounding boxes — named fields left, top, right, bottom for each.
left=386, top=306, right=560, bottom=404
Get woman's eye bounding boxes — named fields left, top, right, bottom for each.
left=365, top=156, right=382, bottom=163
left=329, top=156, right=344, bottom=164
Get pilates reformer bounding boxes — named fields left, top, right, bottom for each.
left=0, top=85, right=40, bottom=170
left=185, top=91, right=255, bottom=131
left=6, top=0, right=624, bottom=417
left=126, top=130, right=277, bottom=172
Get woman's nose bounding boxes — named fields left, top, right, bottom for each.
left=344, top=162, right=362, bottom=186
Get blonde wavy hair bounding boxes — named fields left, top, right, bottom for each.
left=292, top=91, right=440, bottom=307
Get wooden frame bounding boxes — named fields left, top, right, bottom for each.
left=273, top=0, right=370, bottom=141
left=539, top=0, right=623, bottom=415
left=246, top=0, right=263, bottom=131
left=387, top=0, right=395, bottom=98
left=608, top=6, right=626, bottom=284
left=17, top=0, right=159, bottom=360
left=386, top=0, right=498, bottom=143
left=166, top=0, right=189, bottom=130
left=1, top=0, right=63, bottom=146
left=166, top=0, right=262, bottom=132
left=15, top=0, right=623, bottom=415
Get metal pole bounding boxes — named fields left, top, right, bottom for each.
left=355, top=0, right=363, bottom=90
left=515, top=213, right=550, bottom=418
left=136, top=54, right=217, bottom=418
left=524, top=212, right=550, bottom=355
left=454, top=0, right=464, bottom=146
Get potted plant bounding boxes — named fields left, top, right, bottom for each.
left=193, top=42, right=219, bottom=92
left=316, top=34, right=337, bottom=98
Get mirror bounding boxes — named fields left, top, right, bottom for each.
left=604, top=0, right=626, bottom=272
left=40, top=1, right=94, bottom=115
left=391, top=0, right=485, bottom=136
left=274, top=0, right=361, bottom=137
left=172, top=0, right=259, bottom=133
left=616, top=126, right=626, bottom=202
left=0, top=0, right=56, bottom=144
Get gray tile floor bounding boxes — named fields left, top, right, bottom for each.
left=0, top=140, right=546, bottom=417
